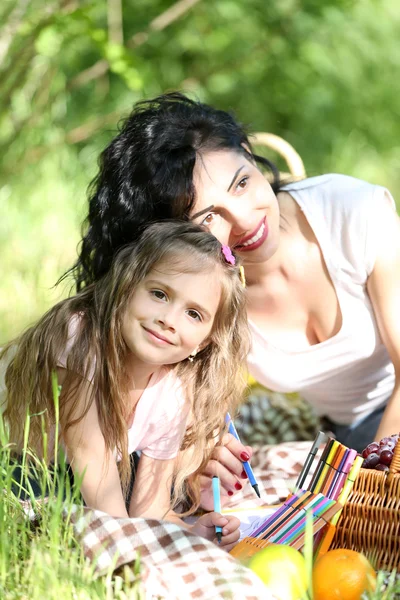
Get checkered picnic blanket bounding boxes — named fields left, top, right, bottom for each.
left=16, top=441, right=313, bottom=598
left=71, top=508, right=272, bottom=599
left=65, top=441, right=313, bottom=599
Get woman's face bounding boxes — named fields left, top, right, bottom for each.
left=191, top=149, right=280, bottom=266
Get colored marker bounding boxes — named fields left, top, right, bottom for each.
left=212, top=476, right=223, bottom=543
left=226, top=413, right=260, bottom=498
left=259, top=492, right=312, bottom=540
left=330, top=455, right=364, bottom=526
left=251, top=492, right=301, bottom=538
left=292, top=504, right=343, bottom=551
left=325, top=447, right=349, bottom=498
left=271, top=494, right=327, bottom=544
left=320, top=444, right=347, bottom=496
left=313, top=440, right=340, bottom=494
left=308, top=438, right=334, bottom=491
left=278, top=496, right=335, bottom=544
left=329, top=449, right=358, bottom=500
left=295, top=431, right=326, bottom=491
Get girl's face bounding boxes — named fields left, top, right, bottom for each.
left=191, top=149, right=280, bottom=265
left=121, top=264, right=222, bottom=368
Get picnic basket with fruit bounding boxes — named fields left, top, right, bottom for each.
left=332, top=433, right=400, bottom=570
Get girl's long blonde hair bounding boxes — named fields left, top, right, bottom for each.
left=1, top=221, right=250, bottom=512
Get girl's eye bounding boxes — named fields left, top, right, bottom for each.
left=186, top=309, right=202, bottom=321
left=151, top=290, right=167, bottom=301
left=237, top=176, right=249, bottom=190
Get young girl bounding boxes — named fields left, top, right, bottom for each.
left=1, top=221, right=249, bottom=550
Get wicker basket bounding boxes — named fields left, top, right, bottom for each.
left=331, top=440, right=400, bottom=570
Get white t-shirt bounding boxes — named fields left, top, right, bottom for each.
left=125, top=366, right=189, bottom=459
left=247, top=174, right=396, bottom=425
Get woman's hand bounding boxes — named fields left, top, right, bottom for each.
left=190, top=511, right=240, bottom=552
left=199, top=433, right=253, bottom=510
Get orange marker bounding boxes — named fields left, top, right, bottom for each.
left=321, top=444, right=347, bottom=496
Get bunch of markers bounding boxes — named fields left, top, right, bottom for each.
left=230, top=432, right=364, bottom=559
left=247, top=489, right=342, bottom=552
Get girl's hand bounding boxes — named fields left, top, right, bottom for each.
left=199, top=433, right=253, bottom=510
left=190, top=512, right=240, bottom=552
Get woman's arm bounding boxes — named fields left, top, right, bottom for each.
left=60, top=373, right=128, bottom=517
left=367, top=195, right=400, bottom=440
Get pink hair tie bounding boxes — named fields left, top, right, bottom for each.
left=221, top=245, right=235, bottom=265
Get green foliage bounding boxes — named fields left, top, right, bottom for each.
left=1, top=0, right=400, bottom=338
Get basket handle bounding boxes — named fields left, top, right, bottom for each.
left=251, top=132, right=306, bottom=178
left=388, top=436, right=400, bottom=477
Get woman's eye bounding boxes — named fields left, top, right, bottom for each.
left=186, top=309, right=202, bottom=321
left=201, top=213, right=215, bottom=226
left=151, top=290, right=167, bottom=301
left=237, top=176, right=249, bottom=190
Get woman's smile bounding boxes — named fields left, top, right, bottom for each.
left=235, top=217, right=268, bottom=251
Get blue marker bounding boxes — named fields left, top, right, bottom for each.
left=226, top=413, right=261, bottom=498
left=212, top=476, right=223, bottom=543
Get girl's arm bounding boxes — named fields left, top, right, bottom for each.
left=367, top=195, right=400, bottom=440
left=128, top=452, right=175, bottom=519
left=129, top=453, right=240, bottom=550
left=60, top=373, right=129, bottom=518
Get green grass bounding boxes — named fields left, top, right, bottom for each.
left=0, top=472, right=144, bottom=600
left=0, top=383, right=144, bottom=600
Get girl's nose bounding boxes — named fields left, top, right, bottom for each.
left=156, top=311, right=176, bottom=331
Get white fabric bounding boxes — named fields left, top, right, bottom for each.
left=247, top=174, right=396, bottom=425
left=127, top=366, right=189, bottom=460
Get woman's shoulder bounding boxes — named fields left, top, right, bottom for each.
left=282, top=173, right=378, bottom=197
left=282, top=173, right=392, bottom=217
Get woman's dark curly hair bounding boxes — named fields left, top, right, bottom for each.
left=69, top=92, right=281, bottom=290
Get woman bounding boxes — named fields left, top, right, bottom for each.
left=67, top=92, right=400, bottom=498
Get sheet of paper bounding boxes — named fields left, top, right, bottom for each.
left=221, top=506, right=278, bottom=540
left=184, top=506, right=280, bottom=540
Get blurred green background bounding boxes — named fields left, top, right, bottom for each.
left=1, top=0, right=400, bottom=343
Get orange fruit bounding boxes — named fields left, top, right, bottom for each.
left=313, top=549, right=376, bottom=600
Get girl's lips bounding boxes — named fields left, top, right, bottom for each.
left=235, top=217, right=268, bottom=252
left=143, top=326, right=174, bottom=345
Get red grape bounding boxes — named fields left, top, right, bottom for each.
left=375, top=464, right=389, bottom=472
left=363, top=452, right=380, bottom=468
left=380, top=450, right=393, bottom=466
left=361, top=442, right=379, bottom=459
